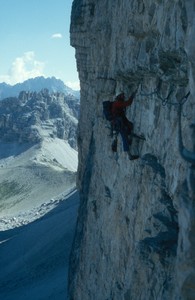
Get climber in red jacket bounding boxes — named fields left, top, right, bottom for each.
left=111, top=91, right=139, bottom=160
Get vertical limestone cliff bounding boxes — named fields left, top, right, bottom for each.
left=69, top=1, right=195, bottom=299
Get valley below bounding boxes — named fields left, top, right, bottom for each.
left=0, top=139, right=79, bottom=300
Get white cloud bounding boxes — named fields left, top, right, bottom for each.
left=65, top=81, right=80, bottom=90
left=51, top=33, right=63, bottom=39
left=0, top=52, right=45, bottom=85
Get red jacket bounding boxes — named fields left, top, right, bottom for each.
left=112, top=97, right=133, bottom=118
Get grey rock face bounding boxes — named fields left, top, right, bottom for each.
left=68, top=0, right=195, bottom=300
left=0, top=90, right=79, bottom=148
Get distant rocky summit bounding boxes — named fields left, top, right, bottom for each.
left=0, top=76, right=80, bottom=100
left=0, top=89, right=79, bottom=148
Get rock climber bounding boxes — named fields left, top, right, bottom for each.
left=111, top=91, right=139, bottom=160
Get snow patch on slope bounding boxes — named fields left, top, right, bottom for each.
left=36, top=138, right=78, bottom=172
left=0, top=138, right=78, bottom=216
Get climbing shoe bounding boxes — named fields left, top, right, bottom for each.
left=132, top=133, right=146, bottom=140
left=129, top=154, right=139, bottom=160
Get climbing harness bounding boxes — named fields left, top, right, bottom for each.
left=102, top=97, right=144, bottom=155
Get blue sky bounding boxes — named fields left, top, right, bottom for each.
left=0, top=0, right=79, bottom=89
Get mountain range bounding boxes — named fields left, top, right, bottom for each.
left=0, top=80, right=79, bottom=299
left=0, top=76, right=80, bottom=100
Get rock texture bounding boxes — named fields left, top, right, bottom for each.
left=0, top=90, right=79, bottom=148
left=69, top=1, right=195, bottom=299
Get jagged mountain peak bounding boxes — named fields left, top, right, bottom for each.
left=0, top=90, right=79, bottom=149
left=0, top=76, right=80, bottom=100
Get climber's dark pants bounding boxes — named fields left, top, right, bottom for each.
left=113, top=117, right=133, bottom=152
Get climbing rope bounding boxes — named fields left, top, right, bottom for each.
left=138, top=81, right=191, bottom=111
left=139, top=83, right=174, bottom=106
left=139, top=84, right=179, bottom=106
left=178, top=91, right=191, bottom=120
